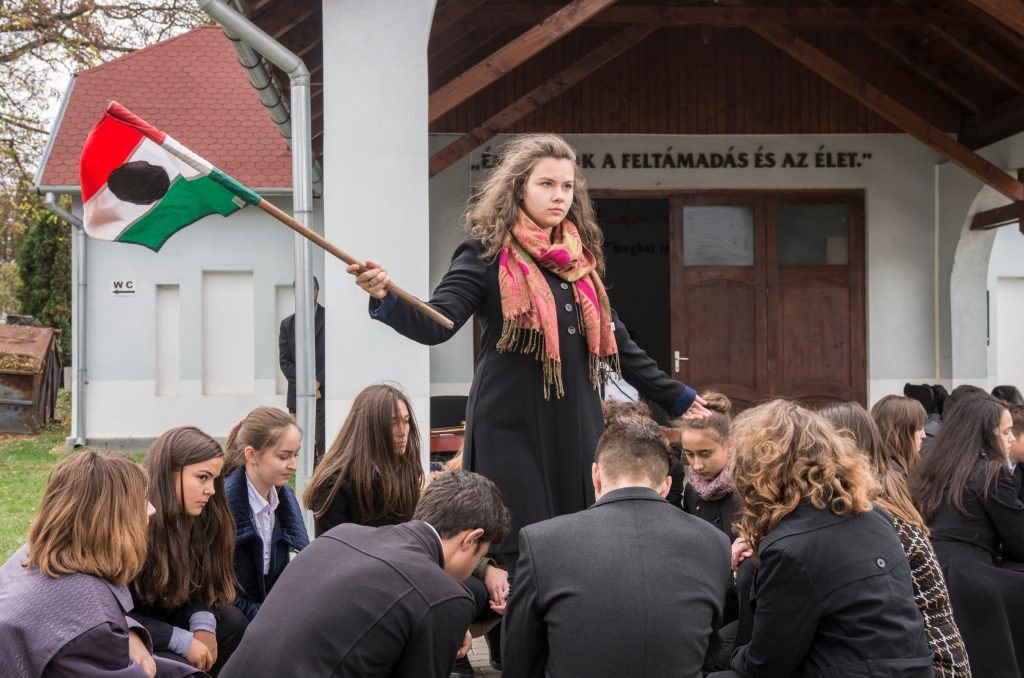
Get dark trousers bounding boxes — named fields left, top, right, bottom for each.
left=153, top=605, right=249, bottom=676
left=289, top=403, right=326, bottom=463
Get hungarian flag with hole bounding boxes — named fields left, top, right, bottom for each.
left=79, top=101, right=262, bottom=251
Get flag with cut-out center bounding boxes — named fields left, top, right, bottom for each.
left=79, top=101, right=261, bottom=251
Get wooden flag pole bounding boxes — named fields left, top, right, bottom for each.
left=257, top=199, right=454, bottom=330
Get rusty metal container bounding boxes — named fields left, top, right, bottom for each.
left=0, top=325, right=62, bottom=434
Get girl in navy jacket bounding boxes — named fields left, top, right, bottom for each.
left=223, top=407, right=310, bottom=621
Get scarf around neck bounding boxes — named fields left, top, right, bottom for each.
left=496, top=213, right=619, bottom=398
left=689, top=465, right=735, bottom=502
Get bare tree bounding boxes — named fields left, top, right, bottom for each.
left=0, top=1, right=206, bottom=259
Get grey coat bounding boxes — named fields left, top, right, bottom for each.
left=502, top=486, right=732, bottom=678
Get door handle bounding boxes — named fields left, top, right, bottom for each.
left=674, top=351, right=689, bottom=373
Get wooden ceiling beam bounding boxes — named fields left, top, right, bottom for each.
left=960, top=93, right=1024, bottom=148
left=743, top=18, right=1024, bottom=200
left=864, top=30, right=987, bottom=114
left=810, top=0, right=986, bottom=114
left=431, top=0, right=489, bottom=40
left=959, top=0, right=1024, bottom=39
left=926, top=23, right=1024, bottom=91
left=431, top=28, right=512, bottom=91
left=970, top=200, right=1024, bottom=230
left=428, top=0, right=621, bottom=123
left=429, top=24, right=659, bottom=177
left=270, top=6, right=321, bottom=41
left=472, top=5, right=951, bottom=27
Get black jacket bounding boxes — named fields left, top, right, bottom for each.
left=311, top=472, right=406, bottom=537
left=278, top=303, right=325, bottom=411
left=683, top=484, right=741, bottom=542
left=928, top=467, right=1024, bottom=677
left=728, top=502, right=932, bottom=678
left=224, top=467, right=310, bottom=620
left=220, top=521, right=474, bottom=678
left=502, top=486, right=731, bottom=678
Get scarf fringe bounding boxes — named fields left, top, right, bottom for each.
left=497, top=319, right=566, bottom=399
left=498, top=316, right=619, bottom=399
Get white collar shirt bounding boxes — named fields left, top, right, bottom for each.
left=246, top=474, right=279, bottom=575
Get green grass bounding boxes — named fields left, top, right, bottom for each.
left=0, top=389, right=77, bottom=560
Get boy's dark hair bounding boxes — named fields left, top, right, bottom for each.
left=414, top=470, right=509, bottom=546
left=944, top=384, right=987, bottom=418
left=992, top=385, right=1024, bottom=407
left=594, top=415, right=672, bottom=487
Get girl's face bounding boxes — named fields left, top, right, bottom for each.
left=521, top=157, right=575, bottom=232
left=246, top=425, right=301, bottom=491
left=681, top=429, right=729, bottom=481
left=1010, top=428, right=1024, bottom=465
left=174, top=456, right=224, bottom=516
left=995, top=409, right=1015, bottom=458
left=914, top=427, right=926, bottom=452
left=392, top=399, right=411, bottom=456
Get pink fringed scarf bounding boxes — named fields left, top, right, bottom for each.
left=689, top=465, right=735, bottom=501
left=496, top=213, right=619, bottom=398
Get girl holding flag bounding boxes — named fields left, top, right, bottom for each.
left=348, top=133, right=709, bottom=571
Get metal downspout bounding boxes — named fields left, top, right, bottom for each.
left=219, top=6, right=323, bottom=194
left=196, top=0, right=316, bottom=529
left=44, top=193, right=86, bottom=448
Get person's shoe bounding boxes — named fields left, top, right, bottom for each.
left=489, top=658, right=502, bottom=671
left=450, top=655, right=475, bottom=677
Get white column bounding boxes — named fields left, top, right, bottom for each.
left=322, top=0, right=437, bottom=467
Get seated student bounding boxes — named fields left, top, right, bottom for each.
left=675, top=392, right=757, bottom=669
left=823, top=400, right=970, bottom=678
left=1008, top=404, right=1024, bottom=501
left=0, top=451, right=200, bottom=678
left=303, top=383, right=424, bottom=536
left=910, top=394, right=1024, bottom=678
left=502, top=415, right=732, bottom=678
left=220, top=470, right=509, bottom=678
left=222, top=407, right=310, bottom=621
left=131, top=427, right=249, bottom=676
left=710, top=400, right=932, bottom=678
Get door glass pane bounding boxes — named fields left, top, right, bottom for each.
left=778, top=203, right=849, bottom=266
left=683, top=205, right=755, bottom=266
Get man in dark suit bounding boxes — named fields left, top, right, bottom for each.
left=278, top=276, right=326, bottom=459
left=220, top=470, right=510, bottom=678
left=502, top=415, right=732, bottom=678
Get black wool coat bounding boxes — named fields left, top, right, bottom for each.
left=725, top=502, right=932, bottom=678
left=929, top=467, right=1024, bottom=678
left=683, top=484, right=741, bottom=542
left=278, top=302, right=325, bottom=412
left=371, top=238, right=695, bottom=563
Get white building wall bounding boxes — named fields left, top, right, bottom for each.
left=941, top=130, right=1024, bottom=390
left=321, top=0, right=436, bottom=464
left=75, top=195, right=325, bottom=446
left=429, top=133, right=942, bottom=406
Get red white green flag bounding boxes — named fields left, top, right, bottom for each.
left=79, top=102, right=262, bottom=251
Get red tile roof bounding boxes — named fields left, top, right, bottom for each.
left=38, top=25, right=291, bottom=190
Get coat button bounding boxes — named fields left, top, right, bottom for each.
left=560, top=282, right=569, bottom=289
left=567, top=326, right=577, bottom=335
left=564, top=303, right=573, bottom=312
left=876, top=558, right=886, bottom=568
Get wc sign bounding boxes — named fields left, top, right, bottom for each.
left=110, top=279, right=136, bottom=296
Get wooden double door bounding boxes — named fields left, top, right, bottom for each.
left=669, top=192, right=866, bottom=409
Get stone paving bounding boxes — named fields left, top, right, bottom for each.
left=462, top=636, right=502, bottom=677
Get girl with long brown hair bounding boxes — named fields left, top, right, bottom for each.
left=303, top=383, right=424, bottom=537
left=909, top=394, right=1024, bottom=678
left=821, top=401, right=970, bottom=678
left=130, top=427, right=248, bottom=675
left=720, top=399, right=931, bottom=678
left=0, top=451, right=200, bottom=677
left=346, top=134, right=708, bottom=568
left=223, top=407, right=309, bottom=621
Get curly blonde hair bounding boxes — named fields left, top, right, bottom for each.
left=464, top=134, right=605, bottom=275
left=731, top=400, right=879, bottom=548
